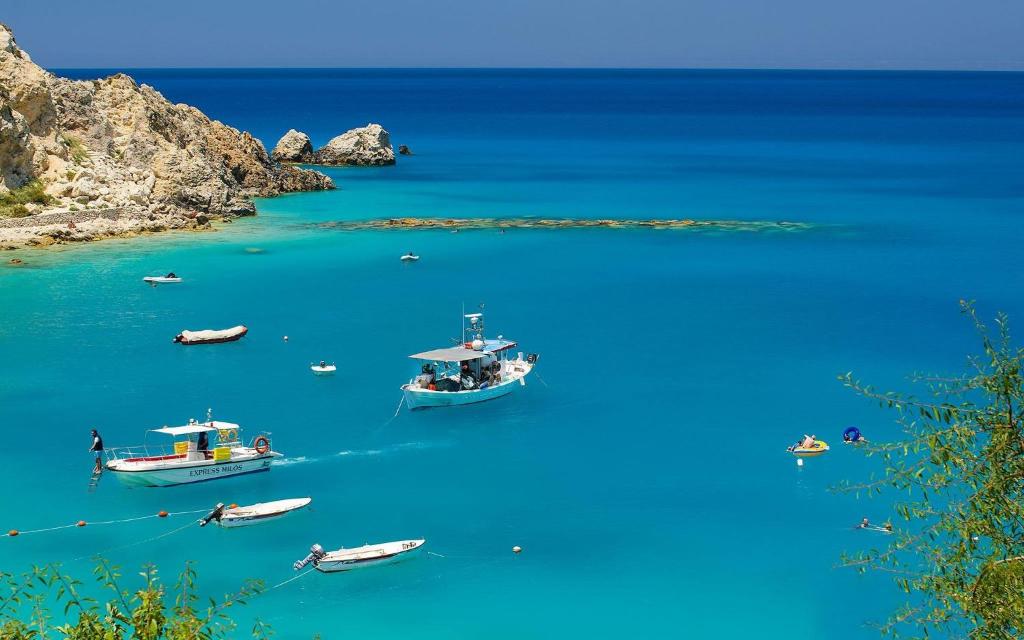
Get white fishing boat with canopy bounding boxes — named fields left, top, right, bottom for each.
left=400, top=307, right=538, bottom=410
left=104, top=411, right=280, bottom=487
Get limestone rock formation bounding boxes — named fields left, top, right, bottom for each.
left=0, top=22, right=334, bottom=233
left=271, top=129, right=315, bottom=163
left=314, top=123, right=395, bottom=166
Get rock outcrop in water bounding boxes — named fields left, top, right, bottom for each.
left=0, top=23, right=334, bottom=246
left=320, top=217, right=811, bottom=232
left=271, top=129, right=315, bottom=163
left=314, top=123, right=395, bottom=166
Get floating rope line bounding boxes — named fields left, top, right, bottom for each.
left=72, top=519, right=199, bottom=562
left=266, top=568, right=315, bottom=592
left=5, top=508, right=210, bottom=538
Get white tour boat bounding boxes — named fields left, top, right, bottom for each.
left=401, top=308, right=537, bottom=410
left=293, top=539, right=425, bottom=573
left=200, top=497, right=311, bottom=528
left=105, top=413, right=280, bottom=487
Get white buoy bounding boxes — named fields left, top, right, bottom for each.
left=797, top=458, right=804, bottom=467
left=512, top=545, right=522, bottom=554
left=283, top=335, right=289, bottom=342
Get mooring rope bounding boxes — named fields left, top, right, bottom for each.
left=5, top=508, right=210, bottom=538
left=72, top=519, right=200, bottom=562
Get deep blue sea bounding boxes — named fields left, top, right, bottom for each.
left=1, top=69, right=1023, bottom=638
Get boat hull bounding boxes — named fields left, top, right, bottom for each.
left=143, top=277, right=182, bottom=284
left=216, top=497, right=312, bottom=527
left=108, top=454, right=276, bottom=487
left=402, top=368, right=530, bottom=410
left=175, top=326, right=248, bottom=345
left=315, top=539, right=424, bottom=572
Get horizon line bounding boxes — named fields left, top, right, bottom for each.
left=49, top=65, right=1024, bottom=74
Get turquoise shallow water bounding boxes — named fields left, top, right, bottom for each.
left=2, top=70, right=1024, bottom=638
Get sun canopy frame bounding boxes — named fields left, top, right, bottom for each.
left=409, top=347, right=489, bottom=362
left=150, top=420, right=239, bottom=437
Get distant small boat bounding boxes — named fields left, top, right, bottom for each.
left=201, top=497, right=312, bottom=528
left=788, top=440, right=829, bottom=457
left=400, top=253, right=420, bottom=262
left=144, top=275, right=182, bottom=284
left=174, top=325, right=248, bottom=345
left=311, top=362, right=337, bottom=375
left=294, top=539, right=425, bottom=573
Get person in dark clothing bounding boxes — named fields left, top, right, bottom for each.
left=197, top=431, right=210, bottom=458
left=90, top=429, right=104, bottom=474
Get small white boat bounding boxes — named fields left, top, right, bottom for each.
left=201, top=497, right=312, bottom=528
left=311, top=362, right=337, bottom=375
left=143, top=275, right=182, bottom=284
left=174, top=325, right=248, bottom=345
left=104, top=411, right=281, bottom=487
left=400, top=253, right=420, bottom=262
left=401, top=307, right=537, bottom=410
left=294, top=539, right=425, bottom=573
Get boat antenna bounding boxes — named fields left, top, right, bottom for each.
left=206, top=407, right=212, bottom=424
left=461, top=302, right=465, bottom=346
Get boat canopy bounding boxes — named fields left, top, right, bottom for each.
left=151, top=421, right=238, bottom=436
left=409, top=347, right=489, bottom=362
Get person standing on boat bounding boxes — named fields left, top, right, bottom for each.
left=198, top=430, right=210, bottom=458
left=89, top=429, right=104, bottom=474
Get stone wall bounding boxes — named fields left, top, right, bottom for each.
left=0, top=207, right=138, bottom=229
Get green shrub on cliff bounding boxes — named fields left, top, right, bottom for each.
left=0, top=560, right=276, bottom=639
left=61, top=135, right=89, bottom=164
left=0, top=180, right=53, bottom=217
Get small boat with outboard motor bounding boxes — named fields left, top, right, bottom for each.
left=400, top=253, right=420, bottom=262
left=104, top=410, right=280, bottom=487
left=200, top=497, right=311, bottom=528
left=401, top=306, right=538, bottom=409
left=174, top=325, right=248, bottom=345
left=311, top=361, right=337, bottom=375
left=293, top=539, right=425, bottom=573
left=144, top=272, right=182, bottom=284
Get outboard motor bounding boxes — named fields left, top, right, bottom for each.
left=294, top=543, right=326, bottom=571
left=526, top=353, right=539, bottom=364
left=199, top=503, right=225, bottom=527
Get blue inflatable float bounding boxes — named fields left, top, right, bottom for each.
left=842, top=426, right=862, bottom=443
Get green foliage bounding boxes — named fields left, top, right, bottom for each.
left=840, top=301, right=1024, bottom=639
left=61, top=135, right=89, bottom=164
left=0, top=180, right=52, bottom=217
left=0, top=560, right=268, bottom=639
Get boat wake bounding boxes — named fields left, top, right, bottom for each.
left=272, top=441, right=449, bottom=468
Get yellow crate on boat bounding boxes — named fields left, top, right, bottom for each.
left=173, top=441, right=189, bottom=455
left=213, top=446, right=231, bottom=461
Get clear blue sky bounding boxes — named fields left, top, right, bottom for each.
left=5, top=0, right=1023, bottom=70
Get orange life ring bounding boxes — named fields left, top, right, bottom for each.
left=254, top=436, right=270, bottom=455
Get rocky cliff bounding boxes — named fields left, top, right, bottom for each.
left=0, top=23, right=333, bottom=235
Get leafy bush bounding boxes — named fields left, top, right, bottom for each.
left=61, top=135, right=89, bottom=164
left=0, top=560, right=276, bottom=639
left=0, top=180, right=53, bottom=217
